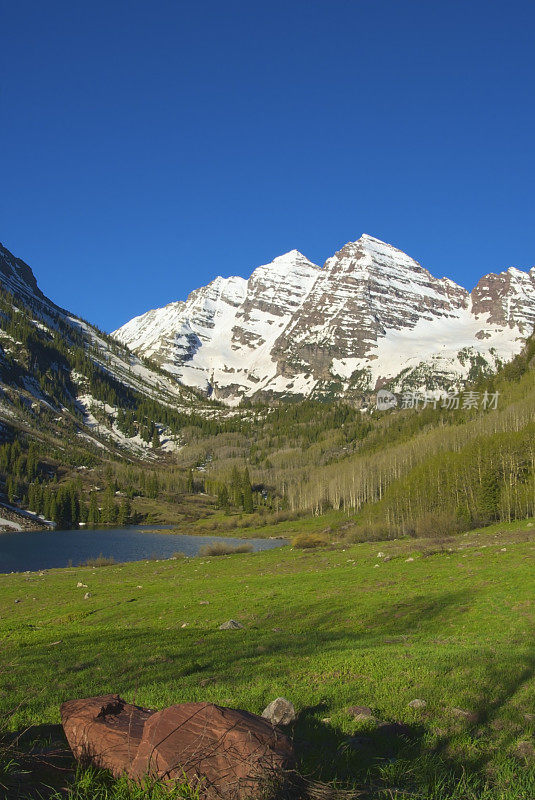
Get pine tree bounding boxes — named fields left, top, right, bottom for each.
left=6, top=476, right=15, bottom=503
left=47, top=494, right=57, bottom=523
left=101, top=484, right=118, bottom=523
left=242, top=468, right=254, bottom=513
left=54, top=487, right=72, bottom=528
left=478, top=466, right=500, bottom=523
left=230, top=466, right=242, bottom=508
left=118, top=498, right=131, bottom=525
left=87, top=492, right=99, bottom=526
left=69, top=484, right=80, bottom=524
left=187, top=470, right=195, bottom=494
left=28, top=482, right=37, bottom=512
left=147, top=474, right=159, bottom=499
left=217, top=484, right=229, bottom=511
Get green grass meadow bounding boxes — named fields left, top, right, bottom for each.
left=2, top=522, right=535, bottom=798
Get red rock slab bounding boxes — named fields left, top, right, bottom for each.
left=60, top=694, right=154, bottom=775
left=130, top=701, right=294, bottom=798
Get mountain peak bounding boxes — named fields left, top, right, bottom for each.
left=250, top=250, right=320, bottom=280
left=269, top=249, right=318, bottom=268
left=0, top=241, right=63, bottom=315
left=281, top=248, right=304, bottom=258
left=357, top=233, right=389, bottom=245
left=356, top=233, right=409, bottom=257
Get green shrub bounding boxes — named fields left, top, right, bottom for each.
left=412, top=511, right=465, bottom=538
left=198, top=541, right=253, bottom=557
left=291, top=532, right=330, bottom=549
left=345, top=521, right=389, bottom=543
left=79, top=554, right=116, bottom=567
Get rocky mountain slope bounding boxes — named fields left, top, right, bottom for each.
left=114, top=235, right=535, bottom=403
left=0, top=242, right=215, bottom=459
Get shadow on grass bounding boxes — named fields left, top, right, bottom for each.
left=1, top=723, right=74, bottom=799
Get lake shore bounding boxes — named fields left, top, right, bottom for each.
left=0, top=524, right=288, bottom=573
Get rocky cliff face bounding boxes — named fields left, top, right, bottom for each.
left=0, top=243, right=62, bottom=316
left=113, top=235, right=535, bottom=403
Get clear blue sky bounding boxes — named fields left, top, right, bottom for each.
left=2, top=0, right=534, bottom=331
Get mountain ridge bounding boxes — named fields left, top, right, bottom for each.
left=0, top=240, right=222, bottom=463
left=114, top=235, right=535, bottom=404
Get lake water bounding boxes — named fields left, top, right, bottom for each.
left=0, top=525, right=288, bottom=573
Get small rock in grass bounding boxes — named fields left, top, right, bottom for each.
left=218, top=620, right=243, bottom=630
left=321, top=717, right=332, bottom=723
left=77, top=582, right=88, bottom=588
left=516, top=741, right=535, bottom=759
left=405, top=557, right=414, bottom=562
left=199, top=600, right=210, bottom=605
left=83, top=592, right=91, bottom=600
left=347, top=705, right=374, bottom=720
left=262, top=697, right=296, bottom=726
left=408, top=699, right=427, bottom=709
left=451, top=707, right=478, bottom=723
left=272, top=627, right=283, bottom=632
left=181, top=623, right=188, bottom=628
left=377, top=552, right=385, bottom=558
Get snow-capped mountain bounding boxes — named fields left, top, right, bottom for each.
left=114, top=235, right=535, bottom=403
left=114, top=250, right=322, bottom=400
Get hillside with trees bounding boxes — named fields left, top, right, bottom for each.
left=1, top=322, right=533, bottom=538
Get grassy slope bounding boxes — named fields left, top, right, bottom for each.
left=2, top=521, right=535, bottom=798
left=180, top=509, right=346, bottom=538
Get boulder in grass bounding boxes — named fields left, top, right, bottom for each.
left=130, top=701, right=294, bottom=796
left=347, top=705, right=374, bottom=721
left=262, top=698, right=297, bottom=726
left=408, top=699, right=427, bottom=709
left=218, top=620, right=244, bottom=630
left=60, top=695, right=294, bottom=799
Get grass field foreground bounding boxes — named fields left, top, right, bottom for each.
left=1, top=521, right=535, bottom=798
